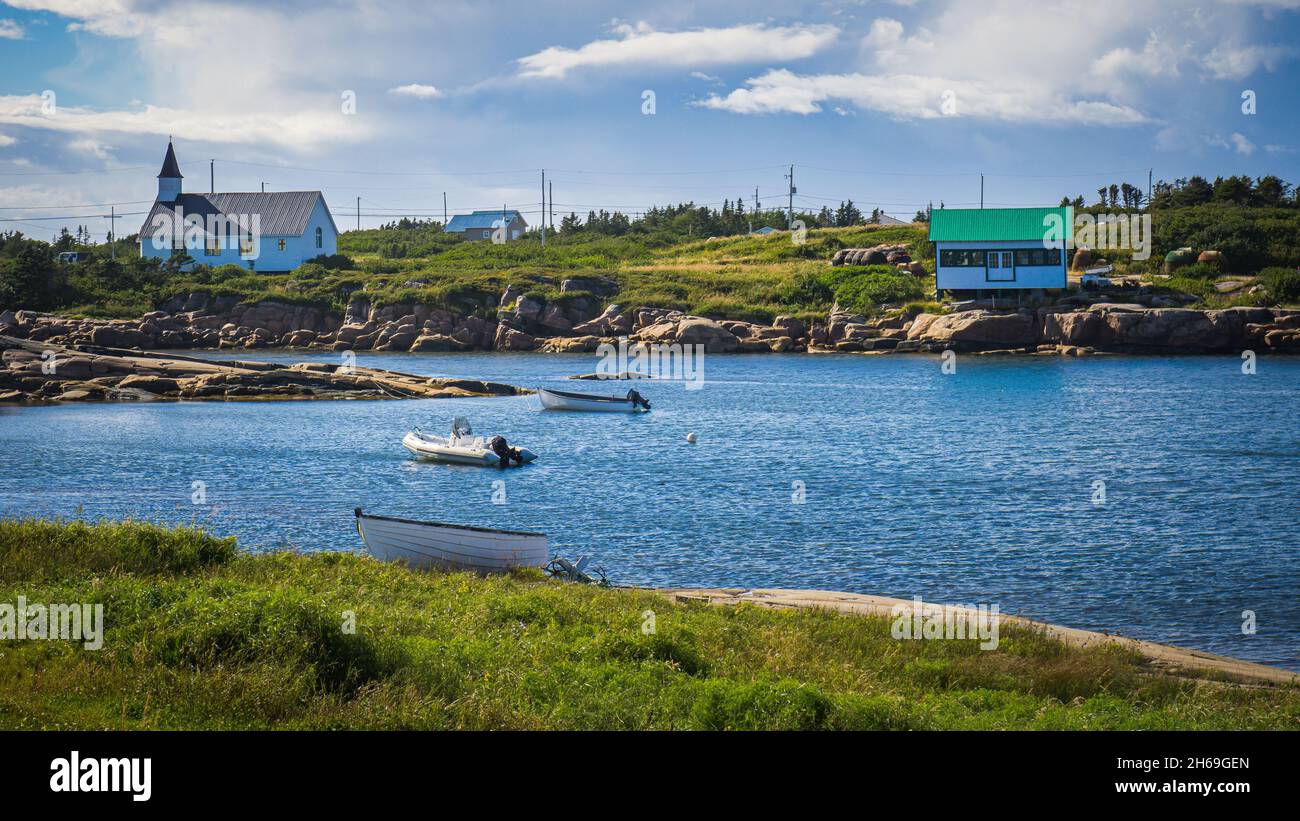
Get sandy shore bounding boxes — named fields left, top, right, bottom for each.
left=660, top=587, right=1298, bottom=687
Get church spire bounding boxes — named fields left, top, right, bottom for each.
left=158, top=140, right=183, bottom=179
left=157, top=140, right=183, bottom=202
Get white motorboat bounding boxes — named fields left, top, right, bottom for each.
left=355, top=508, right=547, bottom=572
left=402, top=418, right=537, bottom=466
left=537, top=386, right=651, bottom=413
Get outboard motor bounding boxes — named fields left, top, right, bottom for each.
left=626, top=388, right=651, bottom=411
left=488, top=435, right=524, bottom=467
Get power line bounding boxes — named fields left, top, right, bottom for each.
left=0, top=166, right=152, bottom=177
left=211, top=158, right=539, bottom=177
left=0, top=211, right=148, bottom=223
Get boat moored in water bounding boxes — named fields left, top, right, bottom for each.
left=537, top=386, right=651, bottom=413
left=401, top=417, right=537, bottom=466
left=354, top=508, right=548, bottom=572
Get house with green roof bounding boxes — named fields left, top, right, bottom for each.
left=929, top=206, right=1072, bottom=294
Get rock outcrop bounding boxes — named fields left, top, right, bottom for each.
left=893, top=305, right=1300, bottom=353
left=0, top=334, right=524, bottom=404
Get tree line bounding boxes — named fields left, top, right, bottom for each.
left=1059, top=175, right=1296, bottom=210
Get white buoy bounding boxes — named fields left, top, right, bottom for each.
left=686, top=432, right=697, bottom=444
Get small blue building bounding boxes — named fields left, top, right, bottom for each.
left=929, top=206, right=1072, bottom=294
left=138, top=142, right=338, bottom=272
left=444, top=209, right=528, bottom=241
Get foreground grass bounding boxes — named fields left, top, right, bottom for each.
left=1, top=518, right=1297, bottom=730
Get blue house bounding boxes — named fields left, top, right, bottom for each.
left=138, top=142, right=338, bottom=272
left=930, top=207, right=1072, bottom=294
left=444, top=209, right=527, bottom=240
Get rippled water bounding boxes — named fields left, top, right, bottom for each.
left=2, top=350, right=1297, bottom=669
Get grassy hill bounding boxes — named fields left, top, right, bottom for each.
left=2, top=224, right=933, bottom=322
left=1, top=518, right=1297, bottom=730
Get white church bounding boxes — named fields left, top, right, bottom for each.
left=138, top=142, right=339, bottom=272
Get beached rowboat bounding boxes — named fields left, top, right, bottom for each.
left=354, top=508, right=548, bottom=572
left=537, top=386, right=651, bottom=413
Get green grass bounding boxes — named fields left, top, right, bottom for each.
left=1, top=518, right=1297, bottom=730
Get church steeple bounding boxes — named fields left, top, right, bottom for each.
left=157, top=140, right=182, bottom=202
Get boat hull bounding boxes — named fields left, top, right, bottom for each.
left=356, top=510, right=547, bottom=573
left=538, top=387, right=646, bottom=413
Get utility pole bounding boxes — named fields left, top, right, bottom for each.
left=549, top=180, right=553, bottom=232
left=754, top=187, right=760, bottom=213
left=356, top=197, right=361, bottom=231
left=540, top=169, right=546, bottom=247
left=980, top=174, right=984, bottom=209
left=784, top=165, right=795, bottom=229
left=1147, top=167, right=1153, bottom=211
left=103, top=206, right=122, bottom=260
left=210, top=159, right=214, bottom=194
left=261, top=182, right=266, bottom=193
left=442, top=192, right=447, bottom=226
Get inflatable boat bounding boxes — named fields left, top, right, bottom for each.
left=402, top=418, right=537, bottom=466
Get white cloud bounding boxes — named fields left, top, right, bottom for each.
left=1206, top=132, right=1257, bottom=155
left=0, top=18, right=25, bottom=39
left=1092, top=32, right=1189, bottom=80
left=696, top=68, right=1148, bottom=124
left=0, top=94, right=372, bottom=149
left=707, top=1, right=1298, bottom=126
left=0, top=133, right=15, bottom=147
left=68, top=137, right=113, bottom=159
left=388, top=83, right=441, bottom=99
left=1201, top=44, right=1295, bottom=79
left=0, top=1, right=409, bottom=151
left=517, top=21, right=839, bottom=79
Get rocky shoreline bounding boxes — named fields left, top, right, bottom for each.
left=2, top=281, right=1298, bottom=364
left=0, top=334, right=524, bottom=404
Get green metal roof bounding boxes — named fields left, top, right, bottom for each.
left=929, top=207, right=1073, bottom=242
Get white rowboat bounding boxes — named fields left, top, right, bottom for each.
left=355, top=508, right=548, bottom=573
left=537, top=386, right=651, bottom=413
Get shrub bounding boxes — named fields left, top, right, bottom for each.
left=774, top=271, right=833, bottom=307
left=1175, top=262, right=1220, bottom=279
left=832, top=271, right=926, bottom=312
left=305, top=253, right=355, bottom=270
left=1258, top=266, right=1300, bottom=302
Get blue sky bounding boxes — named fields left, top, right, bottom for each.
left=2, top=0, right=1300, bottom=240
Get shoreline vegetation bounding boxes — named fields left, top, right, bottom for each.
left=1, top=518, right=1296, bottom=730
left=3, top=216, right=1300, bottom=380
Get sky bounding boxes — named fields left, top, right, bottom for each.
left=1, top=0, right=1300, bottom=240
